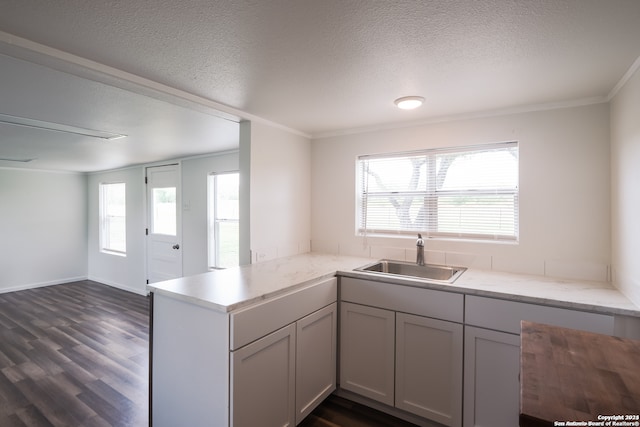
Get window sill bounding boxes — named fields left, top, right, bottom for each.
left=100, top=250, right=127, bottom=257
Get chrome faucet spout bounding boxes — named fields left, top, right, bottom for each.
left=416, top=234, right=425, bottom=266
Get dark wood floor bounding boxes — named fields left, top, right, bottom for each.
left=300, top=395, right=419, bottom=427
left=0, top=281, right=149, bottom=426
left=0, top=280, right=417, bottom=427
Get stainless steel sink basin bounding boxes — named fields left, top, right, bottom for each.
left=355, top=260, right=466, bottom=284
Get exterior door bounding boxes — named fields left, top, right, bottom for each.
left=146, top=164, right=182, bottom=283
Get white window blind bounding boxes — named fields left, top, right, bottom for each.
left=208, top=172, right=240, bottom=269
left=357, top=142, right=518, bottom=241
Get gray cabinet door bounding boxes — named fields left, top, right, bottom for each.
left=463, top=325, right=520, bottom=427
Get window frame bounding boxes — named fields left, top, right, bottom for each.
left=99, top=181, right=127, bottom=256
left=356, top=141, right=519, bottom=242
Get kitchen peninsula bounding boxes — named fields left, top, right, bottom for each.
left=148, top=252, right=640, bottom=427
left=148, top=253, right=372, bottom=427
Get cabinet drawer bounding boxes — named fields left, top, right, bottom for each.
left=231, top=277, right=337, bottom=350
left=341, top=277, right=463, bottom=323
left=465, top=295, right=614, bottom=335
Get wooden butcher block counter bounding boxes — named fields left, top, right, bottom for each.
left=520, top=321, right=640, bottom=427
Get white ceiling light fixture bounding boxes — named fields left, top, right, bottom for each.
left=0, top=113, right=127, bottom=140
left=394, top=96, right=425, bottom=110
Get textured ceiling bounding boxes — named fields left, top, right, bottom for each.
left=0, top=54, right=239, bottom=172
left=1, top=0, right=640, bottom=170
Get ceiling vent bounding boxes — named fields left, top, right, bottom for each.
left=0, top=157, right=36, bottom=163
left=0, top=113, right=127, bottom=140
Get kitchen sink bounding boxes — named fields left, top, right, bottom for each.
left=355, top=259, right=466, bottom=284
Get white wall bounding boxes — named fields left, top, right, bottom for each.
left=87, top=167, right=146, bottom=294
left=2, top=106, right=620, bottom=292
left=182, top=152, right=239, bottom=276
left=311, top=104, right=611, bottom=281
left=611, top=66, right=640, bottom=305
left=0, top=168, right=87, bottom=292
left=239, top=121, right=251, bottom=265
left=247, top=121, right=311, bottom=262
left=87, top=152, right=240, bottom=292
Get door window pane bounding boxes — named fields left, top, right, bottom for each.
left=152, top=187, right=177, bottom=236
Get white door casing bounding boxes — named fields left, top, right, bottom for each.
left=146, top=164, right=182, bottom=284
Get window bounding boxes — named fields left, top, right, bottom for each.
left=357, top=142, right=518, bottom=241
left=99, top=182, right=126, bottom=254
left=151, top=187, right=177, bottom=236
left=208, top=172, right=240, bottom=269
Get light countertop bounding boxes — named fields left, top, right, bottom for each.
left=147, top=253, right=372, bottom=312
left=148, top=252, right=640, bottom=317
left=342, top=267, right=640, bottom=317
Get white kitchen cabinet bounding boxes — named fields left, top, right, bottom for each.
left=465, top=295, right=614, bottom=335
left=463, top=295, right=615, bottom=427
left=296, top=303, right=338, bottom=424
left=232, top=323, right=297, bottom=427
left=232, top=301, right=338, bottom=427
left=340, top=277, right=464, bottom=323
left=340, top=277, right=464, bottom=426
left=152, top=276, right=338, bottom=427
left=396, top=313, right=463, bottom=427
left=340, top=302, right=395, bottom=406
left=463, top=325, right=520, bottom=427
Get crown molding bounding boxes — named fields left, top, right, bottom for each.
left=607, top=54, right=640, bottom=101
left=0, top=31, right=310, bottom=139
left=311, top=96, right=608, bottom=140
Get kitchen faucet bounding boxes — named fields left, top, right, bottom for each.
left=416, top=234, right=425, bottom=266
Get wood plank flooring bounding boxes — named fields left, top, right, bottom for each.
left=0, top=281, right=149, bottom=426
left=300, top=395, right=419, bottom=427
left=0, top=280, right=417, bottom=427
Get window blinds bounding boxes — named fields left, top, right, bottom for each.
left=357, top=142, right=518, bottom=241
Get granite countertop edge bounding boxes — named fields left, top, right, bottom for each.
left=148, top=253, right=640, bottom=317
left=339, top=270, right=640, bottom=317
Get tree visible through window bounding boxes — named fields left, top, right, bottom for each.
left=99, top=182, right=126, bottom=254
left=357, top=142, right=518, bottom=241
left=208, top=172, right=240, bottom=269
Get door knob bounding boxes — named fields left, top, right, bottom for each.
left=172, top=244, right=180, bottom=250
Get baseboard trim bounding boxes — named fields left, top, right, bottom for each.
left=87, top=275, right=148, bottom=296
left=0, top=276, right=88, bottom=295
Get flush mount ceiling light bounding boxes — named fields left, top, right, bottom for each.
left=0, top=113, right=127, bottom=141
left=394, top=96, right=425, bottom=110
